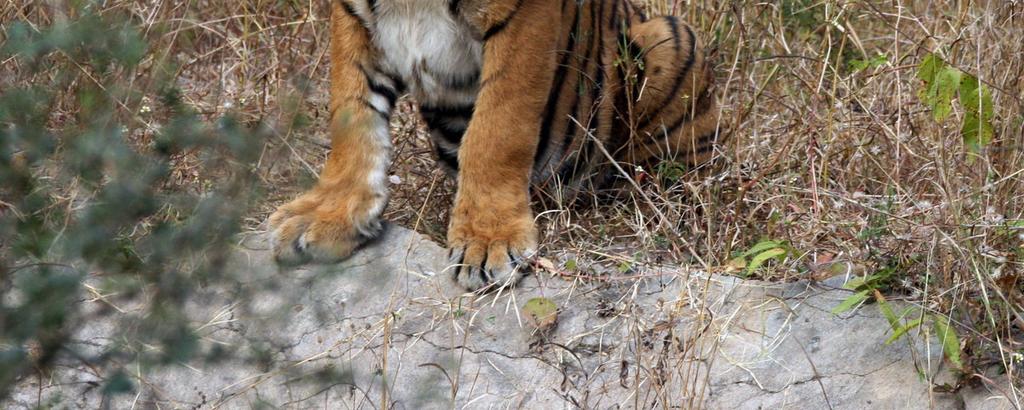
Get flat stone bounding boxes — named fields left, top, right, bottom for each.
left=5, top=226, right=1017, bottom=409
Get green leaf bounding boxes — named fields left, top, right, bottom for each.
left=885, top=318, right=924, bottom=345
left=917, top=53, right=943, bottom=84
left=842, top=276, right=868, bottom=290
left=740, top=240, right=786, bottom=258
left=617, top=260, right=632, bottom=274
left=917, top=54, right=943, bottom=102
left=931, top=67, right=961, bottom=121
left=917, top=55, right=996, bottom=155
left=962, top=113, right=994, bottom=154
left=933, top=315, right=964, bottom=369
left=522, top=297, right=559, bottom=330
left=832, top=290, right=870, bottom=315
left=850, top=53, right=889, bottom=72
left=959, top=74, right=995, bottom=154
left=877, top=295, right=900, bottom=329
left=843, top=273, right=881, bottom=290
left=959, top=75, right=994, bottom=118
left=746, top=248, right=788, bottom=275
left=564, top=259, right=577, bottom=271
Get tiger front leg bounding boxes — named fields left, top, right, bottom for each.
left=270, top=2, right=398, bottom=265
left=447, top=0, right=560, bottom=291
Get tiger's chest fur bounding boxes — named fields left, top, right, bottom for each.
left=356, top=0, right=624, bottom=182
left=345, top=0, right=716, bottom=191
left=351, top=0, right=486, bottom=172
left=371, top=1, right=483, bottom=108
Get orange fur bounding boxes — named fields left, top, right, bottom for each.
left=270, top=1, right=387, bottom=265
left=270, top=0, right=721, bottom=290
left=446, top=0, right=563, bottom=287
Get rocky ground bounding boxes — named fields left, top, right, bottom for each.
left=7, top=226, right=1017, bottom=409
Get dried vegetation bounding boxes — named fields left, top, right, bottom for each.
left=2, top=0, right=1022, bottom=402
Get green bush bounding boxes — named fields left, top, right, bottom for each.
left=1, top=5, right=267, bottom=399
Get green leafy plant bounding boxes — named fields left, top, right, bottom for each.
left=654, top=160, right=689, bottom=184
left=564, top=259, right=578, bottom=271
left=834, top=269, right=964, bottom=370
left=849, top=53, right=889, bottom=72
left=932, top=315, right=964, bottom=369
left=0, top=5, right=274, bottom=401
left=617, top=260, right=634, bottom=274
left=729, top=239, right=794, bottom=277
left=917, top=53, right=996, bottom=154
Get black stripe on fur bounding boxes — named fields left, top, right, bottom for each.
left=535, top=1, right=582, bottom=162
left=483, top=0, right=526, bottom=41
left=637, top=18, right=696, bottom=130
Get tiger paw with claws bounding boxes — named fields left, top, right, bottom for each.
left=447, top=204, right=538, bottom=291
left=269, top=187, right=385, bottom=266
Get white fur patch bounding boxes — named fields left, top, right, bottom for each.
left=371, top=0, right=483, bottom=106
left=367, top=92, right=392, bottom=114
left=339, top=0, right=484, bottom=237
left=347, top=0, right=485, bottom=225
left=361, top=114, right=392, bottom=234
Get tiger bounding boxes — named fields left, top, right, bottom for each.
left=269, top=0, right=721, bottom=290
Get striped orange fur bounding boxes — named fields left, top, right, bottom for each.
left=270, top=0, right=721, bottom=290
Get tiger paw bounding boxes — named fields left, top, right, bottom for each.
left=269, top=189, right=386, bottom=266
left=447, top=213, right=538, bottom=291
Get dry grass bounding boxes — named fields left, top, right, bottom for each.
left=3, top=0, right=1022, bottom=400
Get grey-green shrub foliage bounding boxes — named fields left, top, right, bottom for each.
left=1, top=4, right=269, bottom=400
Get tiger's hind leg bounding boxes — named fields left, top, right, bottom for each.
left=620, top=16, right=720, bottom=171
left=269, top=2, right=400, bottom=265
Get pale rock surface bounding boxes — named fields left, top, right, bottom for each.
left=6, top=226, right=1018, bottom=409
